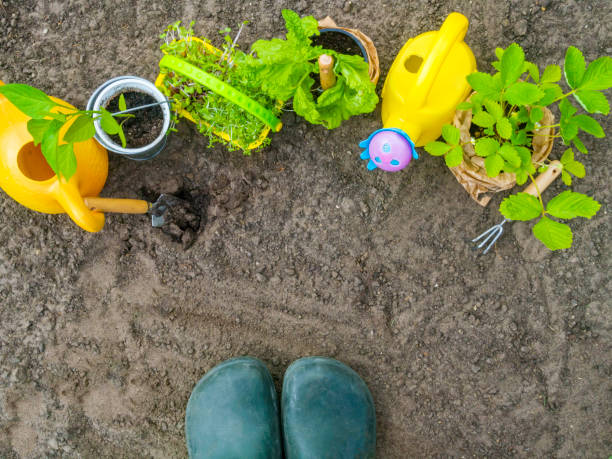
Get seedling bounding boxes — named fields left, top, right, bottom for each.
left=425, top=44, right=611, bottom=250
left=0, top=84, right=131, bottom=179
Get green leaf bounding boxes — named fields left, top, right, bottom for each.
left=292, top=75, right=319, bottom=125
left=45, top=112, right=67, bottom=122
left=27, top=119, right=54, bottom=145
left=565, top=160, right=585, bottom=178
left=561, top=170, right=572, bottom=186
left=560, top=148, right=585, bottom=179
left=559, top=98, right=577, bottom=119
left=483, top=99, right=503, bottom=120
left=516, top=106, right=530, bottom=122
left=573, top=114, right=604, bottom=138
left=466, top=72, right=503, bottom=98
left=515, top=146, right=533, bottom=170
left=541, top=64, right=561, bottom=83
left=573, top=89, right=610, bottom=115
left=573, top=136, right=588, bottom=154
left=498, top=143, right=521, bottom=168
left=579, top=56, right=612, bottom=91
left=0, top=83, right=58, bottom=118
left=524, top=61, right=540, bottom=83
left=485, top=153, right=504, bottom=177
left=474, top=137, right=500, bottom=157
left=56, top=143, right=77, bottom=180
left=500, top=43, right=525, bottom=87
left=564, top=46, right=586, bottom=89
left=560, top=148, right=574, bottom=164
left=312, top=53, right=378, bottom=128
left=533, top=217, right=573, bottom=250
left=496, top=117, right=512, bottom=139
left=282, top=9, right=319, bottom=44
left=456, top=101, right=473, bottom=110
left=516, top=170, right=528, bottom=185
left=560, top=119, right=578, bottom=143
left=99, top=108, right=120, bottom=135
left=500, top=192, right=543, bottom=221
left=559, top=99, right=578, bottom=143
left=425, top=141, right=452, bottom=156
left=503, top=82, right=545, bottom=105
left=511, top=128, right=528, bottom=146
left=538, top=84, right=563, bottom=106
left=546, top=190, right=600, bottom=219
left=494, top=47, right=504, bottom=60
left=40, top=120, right=62, bottom=176
left=64, top=114, right=95, bottom=143
left=529, top=107, right=543, bottom=124
left=118, top=93, right=127, bottom=112
left=441, top=124, right=460, bottom=145
left=445, top=145, right=463, bottom=168
left=472, top=111, right=495, bottom=128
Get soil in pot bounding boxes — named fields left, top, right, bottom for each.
left=105, top=91, right=164, bottom=148
left=311, top=31, right=363, bottom=57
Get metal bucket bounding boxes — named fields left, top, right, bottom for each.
left=86, top=76, right=171, bottom=161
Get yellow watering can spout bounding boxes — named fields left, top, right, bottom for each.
left=0, top=83, right=109, bottom=232
left=54, top=179, right=106, bottom=232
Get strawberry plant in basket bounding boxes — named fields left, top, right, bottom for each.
left=425, top=43, right=611, bottom=250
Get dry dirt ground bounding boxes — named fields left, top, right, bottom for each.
left=0, top=0, right=611, bottom=457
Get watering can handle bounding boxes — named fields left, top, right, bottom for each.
left=412, top=12, right=469, bottom=109
left=54, top=179, right=105, bottom=232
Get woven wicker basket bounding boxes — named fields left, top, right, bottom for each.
left=449, top=93, right=555, bottom=206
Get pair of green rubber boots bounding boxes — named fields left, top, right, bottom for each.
left=185, top=356, right=376, bottom=458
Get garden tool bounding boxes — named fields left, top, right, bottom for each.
left=360, top=12, right=476, bottom=171
left=0, top=80, right=109, bottom=233
left=83, top=194, right=197, bottom=228
left=472, top=160, right=562, bottom=254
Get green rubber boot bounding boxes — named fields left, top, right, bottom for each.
left=185, top=357, right=282, bottom=459
left=281, top=357, right=376, bottom=459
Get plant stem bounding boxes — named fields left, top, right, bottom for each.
left=551, top=89, right=576, bottom=103
left=527, top=171, right=545, bottom=212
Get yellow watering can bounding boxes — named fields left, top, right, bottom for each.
left=359, top=12, right=476, bottom=172
left=0, top=80, right=109, bottom=232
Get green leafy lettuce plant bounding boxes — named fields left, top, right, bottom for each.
left=159, top=21, right=281, bottom=153
left=242, top=9, right=378, bottom=129
left=425, top=43, right=611, bottom=250
left=0, top=84, right=131, bottom=180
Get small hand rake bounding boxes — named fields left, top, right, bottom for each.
left=472, top=160, right=562, bottom=254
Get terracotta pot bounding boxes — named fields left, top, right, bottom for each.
left=449, top=93, right=555, bottom=206
left=318, top=16, right=380, bottom=85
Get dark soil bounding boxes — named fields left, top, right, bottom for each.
left=0, top=1, right=610, bottom=458
left=106, top=91, right=164, bottom=148
left=148, top=193, right=203, bottom=250
left=312, top=30, right=365, bottom=57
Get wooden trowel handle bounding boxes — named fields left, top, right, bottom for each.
left=84, top=197, right=151, bottom=214
left=522, top=160, right=562, bottom=197
left=319, top=54, right=336, bottom=90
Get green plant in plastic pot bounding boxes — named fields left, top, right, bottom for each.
left=425, top=43, right=611, bottom=250
left=243, top=9, right=378, bottom=129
